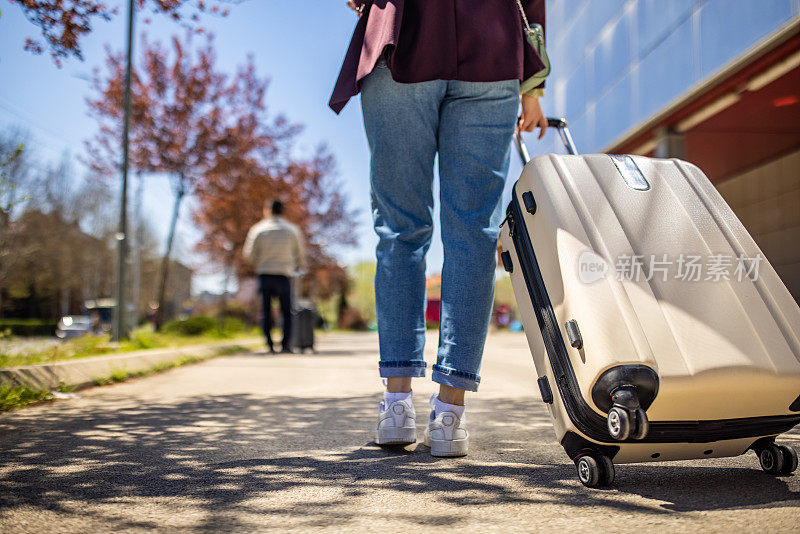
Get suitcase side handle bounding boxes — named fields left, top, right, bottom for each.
left=514, top=116, right=578, bottom=165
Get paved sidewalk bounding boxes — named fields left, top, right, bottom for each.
left=0, top=332, right=798, bottom=532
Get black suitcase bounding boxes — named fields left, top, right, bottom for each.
left=291, top=308, right=315, bottom=353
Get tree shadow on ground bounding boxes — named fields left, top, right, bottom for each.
left=0, top=394, right=798, bottom=530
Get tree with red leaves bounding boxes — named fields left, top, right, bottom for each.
left=86, top=33, right=282, bottom=327
left=6, top=0, right=241, bottom=65
left=193, top=142, right=358, bottom=302
left=86, top=33, right=358, bottom=326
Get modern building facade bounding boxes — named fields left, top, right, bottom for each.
left=544, top=0, right=800, bottom=301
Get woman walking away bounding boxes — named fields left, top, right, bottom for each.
left=330, top=0, right=548, bottom=457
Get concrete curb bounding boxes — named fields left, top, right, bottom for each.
left=0, top=338, right=263, bottom=391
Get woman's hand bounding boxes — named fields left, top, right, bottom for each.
left=517, top=94, right=548, bottom=139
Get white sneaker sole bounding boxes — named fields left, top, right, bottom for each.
left=375, top=426, right=417, bottom=445
left=425, top=436, right=469, bottom=457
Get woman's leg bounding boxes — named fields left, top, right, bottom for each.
left=360, top=64, right=445, bottom=382
left=420, top=79, right=517, bottom=457
left=434, top=79, right=520, bottom=396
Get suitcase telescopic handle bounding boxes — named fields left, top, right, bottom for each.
left=514, top=117, right=578, bottom=164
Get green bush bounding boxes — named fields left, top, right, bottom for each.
left=128, top=325, right=164, bottom=349
left=216, top=316, right=246, bottom=338
left=218, top=302, right=256, bottom=326
left=70, top=334, right=114, bottom=358
left=0, top=319, right=58, bottom=337
left=0, top=385, right=52, bottom=411
left=162, top=315, right=248, bottom=338
left=162, top=316, right=217, bottom=336
left=110, top=368, right=129, bottom=382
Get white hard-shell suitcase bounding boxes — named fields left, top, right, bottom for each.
left=499, top=118, right=800, bottom=487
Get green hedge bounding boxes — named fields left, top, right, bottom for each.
left=0, top=320, right=58, bottom=337
left=162, top=315, right=246, bottom=337
left=162, top=316, right=218, bottom=336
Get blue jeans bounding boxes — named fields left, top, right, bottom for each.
left=361, top=64, right=519, bottom=392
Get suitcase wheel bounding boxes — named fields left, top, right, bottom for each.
left=607, top=407, right=630, bottom=441
left=606, top=387, right=651, bottom=441
left=631, top=408, right=649, bottom=440
left=575, top=453, right=615, bottom=488
left=759, top=445, right=785, bottom=475
left=606, top=406, right=650, bottom=441
left=781, top=445, right=799, bottom=475
left=597, top=455, right=615, bottom=486
left=758, top=444, right=798, bottom=476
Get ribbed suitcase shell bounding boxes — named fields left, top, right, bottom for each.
left=499, top=153, right=800, bottom=463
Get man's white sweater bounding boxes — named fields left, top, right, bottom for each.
left=243, top=216, right=306, bottom=277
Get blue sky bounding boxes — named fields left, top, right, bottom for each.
left=0, top=1, right=541, bottom=293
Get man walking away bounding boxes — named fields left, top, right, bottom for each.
left=243, top=200, right=306, bottom=353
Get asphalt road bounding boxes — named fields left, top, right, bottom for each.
left=1, top=332, right=798, bottom=532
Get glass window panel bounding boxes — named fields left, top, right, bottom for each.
left=699, top=0, right=795, bottom=77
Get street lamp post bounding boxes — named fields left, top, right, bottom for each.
left=113, top=0, right=136, bottom=342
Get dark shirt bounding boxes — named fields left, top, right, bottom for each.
left=329, top=0, right=546, bottom=114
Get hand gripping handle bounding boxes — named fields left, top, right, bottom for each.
left=514, top=117, right=578, bottom=165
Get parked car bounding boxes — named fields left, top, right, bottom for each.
left=56, top=315, right=95, bottom=339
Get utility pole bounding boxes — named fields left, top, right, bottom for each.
left=131, top=173, right=144, bottom=326
left=113, top=0, right=135, bottom=342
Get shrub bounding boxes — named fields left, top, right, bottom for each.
left=216, top=316, right=247, bottom=338
left=70, top=334, right=114, bottom=358
left=0, top=385, right=52, bottom=411
left=162, top=316, right=217, bottom=336
left=162, top=315, right=249, bottom=338
left=110, top=368, right=129, bottom=382
left=338, top=307, right=367, bottom=331
left=0, top=319, right=58, bottom=337
left=128, top=325, right=163, bottom=349
left=218, top=302, right=256, bottom=326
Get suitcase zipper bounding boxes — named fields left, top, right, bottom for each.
left=501, top=211, right=516, bottom=238
left=507, top=196, right=607, bottom=439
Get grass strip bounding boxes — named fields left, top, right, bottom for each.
left=0, top=385, right=53, bottom=411
left=0, top=324, right=261, bottom=368
left=1, top=344, right=250, bottom=411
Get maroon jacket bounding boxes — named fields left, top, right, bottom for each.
left=329, top=0, right=546, bottom=114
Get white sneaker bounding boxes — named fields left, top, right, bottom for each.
left=374, top=396, right=417, bottom=445
left=423, top=395, right=469, bottom=457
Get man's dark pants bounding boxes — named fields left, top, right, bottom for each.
left=258, top=274, right=292, bottom=351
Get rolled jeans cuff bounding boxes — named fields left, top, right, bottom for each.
left=431, top=364, right=481, bottom=392
left=379, top=360, right=427, bottom=378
